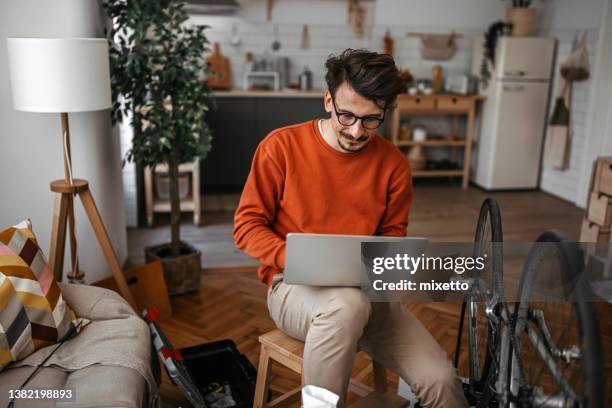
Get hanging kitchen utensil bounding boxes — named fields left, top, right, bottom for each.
left=271, top=24, right=281, bottom=51
left=383, top=30, right=394, bottom=56
left=561, top=31, right=590, bottom=81
left=229, top=23, right=242, bottom=47
left=267, top=0, right=273, bottom=21
left=301, top=24, right=310, bottom=49
left=544, top=32, right=589, bottom=171
left=347, top=0, right=355, bottom=24
left=346, top=0, right=365, bottom=36
left=352, top=2, right=365, bottom=37
left=544, top=80, right=572, bottom=170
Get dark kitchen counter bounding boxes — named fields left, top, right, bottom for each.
left=202, top=91, right=327, bottom=192
left=213, top=89, right=325, bottom=98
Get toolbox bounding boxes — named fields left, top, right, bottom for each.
left=144, top=309, right=257, bottom=408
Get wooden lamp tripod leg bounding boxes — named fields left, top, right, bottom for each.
left=65, top=193, right=83, bottom=282
left=49, top=193, right=70, bottom=282
left=78, top=188, right=138, bottom=311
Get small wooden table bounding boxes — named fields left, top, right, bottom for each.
left=391, top=94, right=485, bottom=189
left=144, top=161, right=201, bottom=226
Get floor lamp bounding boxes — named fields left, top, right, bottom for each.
left=6, top=38, right=137, bottom=310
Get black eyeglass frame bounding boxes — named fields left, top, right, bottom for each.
left=330, top=94, right=387, bottom=130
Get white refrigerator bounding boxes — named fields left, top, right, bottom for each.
left=471, top=37, right=556, bottom=190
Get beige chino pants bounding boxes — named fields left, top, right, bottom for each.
left=267, top=275, right=468, bottom=408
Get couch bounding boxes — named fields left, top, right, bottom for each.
left=0, top=283, right=159, bottom=407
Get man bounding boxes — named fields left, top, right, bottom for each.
left=233, top=49, right=468, bottom=407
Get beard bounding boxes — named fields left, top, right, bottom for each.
left=337, top=131, right=370, bottom=152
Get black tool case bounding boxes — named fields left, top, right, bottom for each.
left=145, top=309, right=257, bottom=408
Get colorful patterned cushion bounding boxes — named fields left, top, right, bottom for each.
left=0, top=220, right=88, bottom=371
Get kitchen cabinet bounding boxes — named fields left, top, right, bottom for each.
left=201, top=92, right=327, bottom=191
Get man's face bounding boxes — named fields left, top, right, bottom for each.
left=324, top=82, right=385, bottom=153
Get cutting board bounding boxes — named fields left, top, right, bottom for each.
left=206, top=42, right=232, bottom=90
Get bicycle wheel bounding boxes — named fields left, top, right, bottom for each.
left=467, top=198, right=504, bottom=393
left=509, top=230, right=603, bottom=408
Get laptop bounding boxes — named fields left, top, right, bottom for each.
left=284, top=233, right=428, bottom=286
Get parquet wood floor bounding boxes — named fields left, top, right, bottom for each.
left=132, top=186, right=612, bottom=407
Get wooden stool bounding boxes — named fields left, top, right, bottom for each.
left=253, top=329, right=409, bottom=408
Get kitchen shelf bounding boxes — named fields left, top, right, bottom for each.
left=412, top=170, right=463, bottom=177
left=391, top=94, right=485, bottom=189
left=396, top=139, right=467, bottom=147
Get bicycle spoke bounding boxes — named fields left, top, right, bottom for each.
left=509, top=231, right=603, bottom=408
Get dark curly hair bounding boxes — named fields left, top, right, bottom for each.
left=325, top=49, right=405, bottom=110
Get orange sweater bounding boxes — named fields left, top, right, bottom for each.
left=233, top=119, right=413, bottom=286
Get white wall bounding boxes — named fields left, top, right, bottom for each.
left=539, top=0, right=605, bottom=30
left=0, top=0, right=127, bottom=283
left=373, top=0, right=517, bottom=28
left=537, top=0, right=607, bottom=206
left=188, top=0, right=518, bottom=90
left=577, top=0, right=612, bottom=208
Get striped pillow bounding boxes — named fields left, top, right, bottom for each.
left=0, top=220, right=88, bottom=371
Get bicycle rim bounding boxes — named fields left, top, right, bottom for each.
left=468, top=198, right=504, bottom=392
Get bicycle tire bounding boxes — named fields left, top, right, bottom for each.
left=510, top=230, right=604, bottom=408
left=467, top=198, right=504, bottom=392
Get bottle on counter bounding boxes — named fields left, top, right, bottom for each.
left=244, top=52, right=254, bottom=73
left=432, top=65, right=443, bottom=94
left=299, top=66, right=313, bottom=91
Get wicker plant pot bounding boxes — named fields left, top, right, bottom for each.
left=506, top=7, right=536, bottom=37
left=145, top=242, right=201, bottom=296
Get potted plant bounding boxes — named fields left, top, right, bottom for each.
left=102, top=0, right=213, bottom=295
left=504, top=0, right=536, bottom=36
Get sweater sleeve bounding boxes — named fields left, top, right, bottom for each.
left=233, top=142, right=287, bottom=270
left=377, top=160, right=413, bottom=237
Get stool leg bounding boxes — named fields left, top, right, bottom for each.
left=254, top=344, right=273, bottom=408
left=372, top=360, right=388, bottom=393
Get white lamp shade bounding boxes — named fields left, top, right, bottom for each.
left=6, top=38, right=112, bottom=113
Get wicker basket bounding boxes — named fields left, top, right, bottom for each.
left=145, top=242, right=202, bottom=296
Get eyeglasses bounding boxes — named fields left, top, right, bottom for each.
left=331, top=95, right=386, bottom=130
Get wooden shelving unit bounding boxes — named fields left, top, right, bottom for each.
left=412, top=170, right=464, bottom=177
left=391, top=94, right=485, bottom=189
left=144, top=161, right=201, bottom=227
left=395, top=138, right=467, bottom=147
